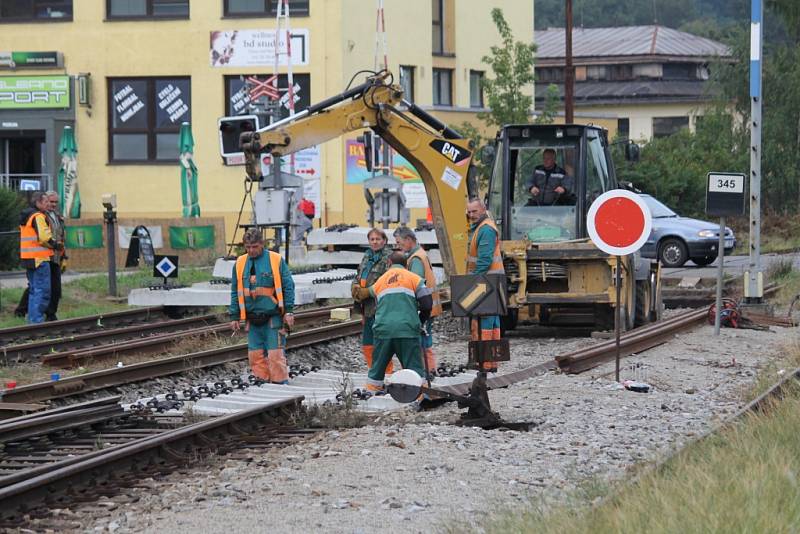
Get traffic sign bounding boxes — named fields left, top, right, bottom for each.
left=706, top=172, right=745, bottom=216
left=450, top=273, right=507, bottom=317
left=587, top=189, right=652, bottom=256
left=153, top=254, right=179, bottom=282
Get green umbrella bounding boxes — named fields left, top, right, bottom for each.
left=57, top=125, right=80, bottom=219
left=179, top=122, right=200, bottom=217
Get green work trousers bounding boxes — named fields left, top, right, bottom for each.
left=367, top=337, right=425, bottom=388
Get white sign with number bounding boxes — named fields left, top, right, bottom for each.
left=708, top=173, right=744, bottom=193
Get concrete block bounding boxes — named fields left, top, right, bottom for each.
left=331, top=308, right=351, bottom=321
left=213, top=258, right=236, bottom=278
left=306, top=249, right=364, bottom=266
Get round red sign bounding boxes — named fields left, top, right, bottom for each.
left=587, top=189, right=652, bottom=256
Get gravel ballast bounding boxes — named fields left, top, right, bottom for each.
left=55, top=317, right=796, bottom=534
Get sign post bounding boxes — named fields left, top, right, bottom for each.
left=706, top=172, right=746, bottom=335
left=587, top=190, right=652, bottom=382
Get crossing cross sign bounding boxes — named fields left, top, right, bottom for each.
left=706, top=172, right=746, bottom=216
left=154, top=254, right=179, bottom=282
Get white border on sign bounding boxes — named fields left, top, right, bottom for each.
left=586, top=189, right=652, bottom=256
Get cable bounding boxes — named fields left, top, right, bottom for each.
left=227, top=176, right=255, bottom=257
left=345, top=69, right=379, bottom=91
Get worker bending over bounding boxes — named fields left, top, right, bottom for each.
left=230, top=228, right=296, bottom=383
left=466, top=198, right=505, bottom=371
left=357, top=252, right=433, bottom=393
left=394, top=226, right=441, bottom=377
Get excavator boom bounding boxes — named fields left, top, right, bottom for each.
left=240, top=72, right=474, bottom=275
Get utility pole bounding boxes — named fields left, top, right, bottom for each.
left=564, top=0, right=574, bottom=123
left=745, top=0, right=763, bottom=303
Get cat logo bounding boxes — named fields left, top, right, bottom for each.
left=386, top=272, right=400, bottom=285
left=429, top=139, right=471, bottom=166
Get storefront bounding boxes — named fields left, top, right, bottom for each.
left=0, top=73, right=75, bottom=192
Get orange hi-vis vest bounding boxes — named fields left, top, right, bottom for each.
left=466, top=217, right=505, bottom=274
left=19, top=212, right=54, bottom=261
left=408, top=247, right=442, bottom=317
left=234, top=251, right=284, bottom=321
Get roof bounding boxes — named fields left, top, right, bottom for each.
left=534, top=26, right=731, bottom=61
left=534, top=80, right=715, bottom=106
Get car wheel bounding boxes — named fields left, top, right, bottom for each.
left=659, top=238, right=688, bottom=268
left=692, top=256, right=716, bottom=267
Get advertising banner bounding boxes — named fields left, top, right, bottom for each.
left=210, top=29, right=309, bottom=67
left=0, top=75, right=70, bottom=109
left=344, top=140, right=428, bottom=208
left=169, top=226, right=215, bottom=249
left=0, top=51, right=62, bottom=69
left=65, top=225, right=104, bottom=249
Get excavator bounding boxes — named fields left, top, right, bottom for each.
left=238, top=71, right=662, bottom=332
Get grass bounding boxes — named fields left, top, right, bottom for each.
left=0, top=266, right=213, bottom=328
left=471, top=344, right=800, bottom=534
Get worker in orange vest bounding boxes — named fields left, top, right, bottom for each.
left=19, top=191, right=58, bottom=324
left=394, top=226, right=441, bottom=377
left=466, top=198, right=505, bottom=371
left=230, top=228, right=296, bottom=383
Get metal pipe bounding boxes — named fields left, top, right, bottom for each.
left=403, top=100, right=462, bottom=139
left=565, top=0, right=575, bottom=123
left=714, top=217, right=725, bottom=335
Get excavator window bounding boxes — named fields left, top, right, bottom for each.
left=585, top=132, right=611, bottom=205
left=504, top=138, right=578, bottom=243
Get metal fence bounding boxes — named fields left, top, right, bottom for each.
left=0, top=174, right=54, bottom=192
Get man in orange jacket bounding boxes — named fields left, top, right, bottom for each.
left=19, top=192, right=59, bottom=324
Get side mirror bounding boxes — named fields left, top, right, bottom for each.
left=625, top=142, right=640, bottom=162
left=479, top=145, right=496, bottom=166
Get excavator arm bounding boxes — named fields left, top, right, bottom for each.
left=239, top=71, right=475, bottom=275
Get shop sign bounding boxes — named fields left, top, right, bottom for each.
left=210, top=29, right=309, bottom=67
left=0, top=75, right=70, bottom=109
left=0, top=51, right=62, bottom=69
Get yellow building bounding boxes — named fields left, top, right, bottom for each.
left=0, top=0, right=533, bottom=242
left=533, top=25, right=731, bottom=141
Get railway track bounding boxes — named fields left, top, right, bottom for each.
left=1, top=304, right=353, bottom=367
left=0, top=319, right=362, bottom=405
left=0, top=306, right=168, bottom=346
left=0, top=396, right=309, bottom=529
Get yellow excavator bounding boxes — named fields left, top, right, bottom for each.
left=238, top=71, right=662, bottom=331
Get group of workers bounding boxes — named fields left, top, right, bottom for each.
left=229, top=197, right=505, bottom=394
left=17, top=191, right=67, bottom=324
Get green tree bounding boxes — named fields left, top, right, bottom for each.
left=480, top=8, right=536, bottom=128
left=535, top=84, right=561, bottom=124
left=0, top=189, right=25, bottom=270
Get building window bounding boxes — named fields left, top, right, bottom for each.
left=652, top=116, right=689, bottom=138
left=432, top=68, right=452, bottom=107
left=431, top=0, right=443, bottom=55
left=225, top=73, right=310, bottom=118
left=0, top=0, right=72, bottom=21
left=617, top=118, right=630, bottom=139
left=662, top=62, right=697, bottom=80
left=107, top=0, right=189, bottom=19
left=108, top=77, right=191, bottom=163
left=537, top=67, right=564, bottom=83
left=223, top=0, right=309, bottom=17
left=399, top=66, right=415, bottom=103
left=469, top=70, right=484, bottom=108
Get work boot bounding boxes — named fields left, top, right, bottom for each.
left=46, top=314, right=58, bottom=322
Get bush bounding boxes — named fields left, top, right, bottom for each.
left=0, top=189, right=26, bottom=270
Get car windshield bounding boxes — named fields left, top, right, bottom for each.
left=642, top=195, right=677, bottom=218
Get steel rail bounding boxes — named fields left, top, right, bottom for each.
left=0, top=307, right=166, bottom=346
left=556, top=309, right=708, bottom=374
left=0, top=395, right=121, bottom=422
left=2, top=313, right=222, bottom=364
left=5, top=304, right=353, bottom=367
left=0, top=396, right=304, bottom=523
left=40, top=304, right=356, bottom=368
left=0, top=404, right=124, bottom=444
left=0, top=319, right=362, bottom=405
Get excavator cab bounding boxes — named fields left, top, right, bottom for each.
left=487, top=124, right=613, bottom=242
left=485, top=124, right=661, bottom=331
